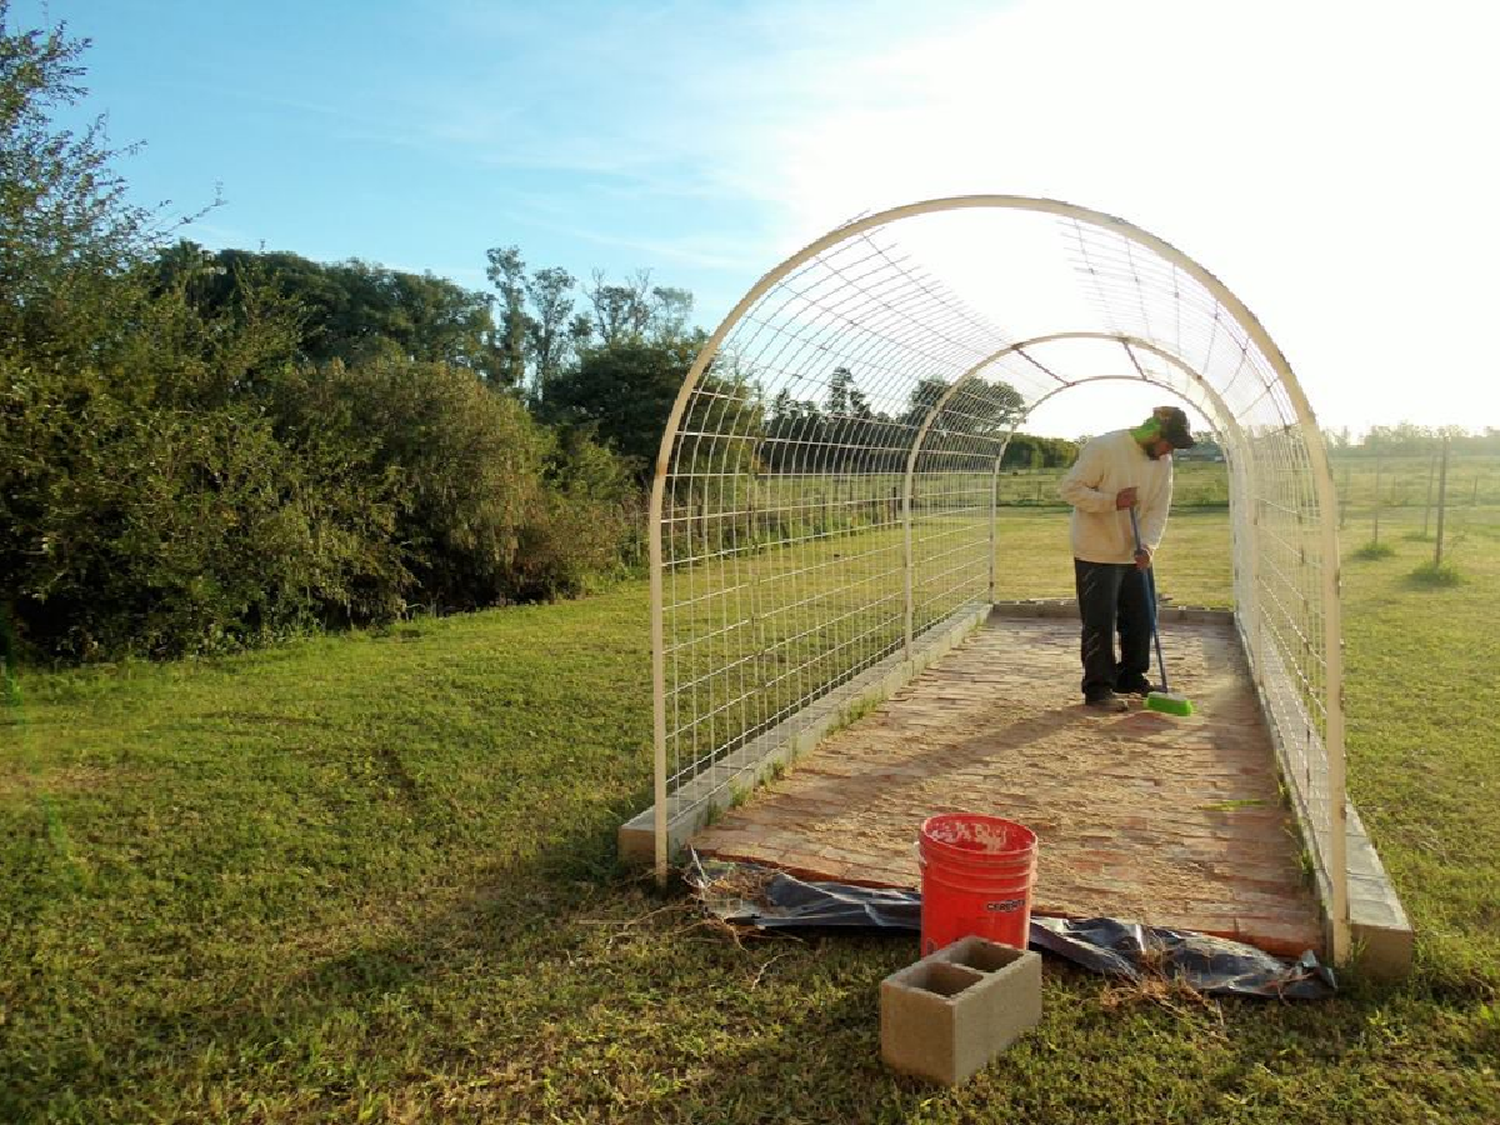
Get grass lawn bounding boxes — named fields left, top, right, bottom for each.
left=2, top=505, right=1498, bottom=1123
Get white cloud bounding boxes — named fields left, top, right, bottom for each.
left=668, top=0, right=1500, bottom=436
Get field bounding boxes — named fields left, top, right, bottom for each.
left=2, top=496, right=1499, bottom=1121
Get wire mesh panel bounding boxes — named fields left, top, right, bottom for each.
left=655, top=231, right=1012, bottom=828
left=648, top=197, right=1346, bottom=958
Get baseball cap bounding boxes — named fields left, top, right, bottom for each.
left=1154, top=406, right=1196, bottom=449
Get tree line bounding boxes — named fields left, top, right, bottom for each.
left=1326, top=423, right=1500, bottom=454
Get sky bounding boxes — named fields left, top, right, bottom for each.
left=13, top=0, right=1500, bottom=439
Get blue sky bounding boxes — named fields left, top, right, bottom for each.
left=18, top=0, right=798, bottom=313
left=13, top=0, right=1500, bottom=436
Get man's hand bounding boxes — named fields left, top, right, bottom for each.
left=1115, top=486, right=1138, bottom=510
left=1134, top=548, right=1152, bottom=571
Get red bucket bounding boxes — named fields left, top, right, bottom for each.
left=918, top=813, right=1037, bottom=955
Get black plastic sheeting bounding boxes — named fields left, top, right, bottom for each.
left=687, top=853, right=1336, bottom=1000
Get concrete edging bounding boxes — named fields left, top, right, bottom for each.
left=1230, top=619, right=1414, bottom=977
left=1345, top=803, right=1414, bottom=979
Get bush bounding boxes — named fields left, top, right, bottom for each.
left=1409, top=560, right=1464, bottom=587
left=508, top=425, right=642, bottom=600
left=0, top=348, right=409, bottom=658
left=265, top=358, right=642, bottom=612
left=2, top=342, right=645, bottom=659
left=267, top=355, right=546, bottom=612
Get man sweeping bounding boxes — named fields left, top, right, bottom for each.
left=1058, top=406, right=1196, bottom=712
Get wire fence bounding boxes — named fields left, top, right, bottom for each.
left=1334, top=453, right=1500, bottom=516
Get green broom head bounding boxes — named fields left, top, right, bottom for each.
left=1145, top=690, right=1194, bottom=717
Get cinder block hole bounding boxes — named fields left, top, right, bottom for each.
left=907, top=962, right=985, bottom=997
left=950, top=942, right=1025, bottom=974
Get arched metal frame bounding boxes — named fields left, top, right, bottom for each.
left=645, top=196, right=1348, bottom=960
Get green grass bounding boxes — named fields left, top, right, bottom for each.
left=2, top=505, right=1499, bottom=1122
left=993, top=506, right=1234, bottom=606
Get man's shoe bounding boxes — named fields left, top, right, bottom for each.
left=1084, top=692, right=1130, bottom=713
left=1115, top=678, right=1159, bottom=697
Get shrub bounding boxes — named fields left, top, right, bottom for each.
left=267, top=355, right=549, bottom=611
left=0, top=346, right=412, bottom=658
left=508, top=425, right=641, bottom=600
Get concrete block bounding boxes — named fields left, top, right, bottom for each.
left=880, top=936, right=1042, bottom=1085
left=1352, top=920, right=1416, bottom=982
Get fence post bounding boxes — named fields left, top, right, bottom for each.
left=1421, top=452, right=1436, bottom=538
left=1434, top=437, right=1450, bottom=568
left=988, top=460, right=1000, bottom=605
left=1372, top=454, right=1383, bottom=545
left=902, top=475, right=914, bottom=658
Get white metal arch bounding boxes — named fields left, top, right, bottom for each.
left=640, top=195, right=1348, bottom=960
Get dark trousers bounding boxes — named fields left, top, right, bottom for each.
left=1074, top=559, right=1152, bottom=700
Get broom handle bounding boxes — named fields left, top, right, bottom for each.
left=1128, top=506, right=1170, bottom=694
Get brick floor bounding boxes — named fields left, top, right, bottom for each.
left=690, top=613, right=1325, bottom=958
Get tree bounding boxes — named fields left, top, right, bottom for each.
left=1, top=3, right=149, bottom=355
left=580, top=269, right=697, bottom=347
left=484, top=244, right=529, bottom=389
left=542, top=336, right=755, bottom=479
left=385, top=265, right=501, bottom=378
left=158, top=245, right=503, bottom=380
left=648, top=285, right=693, bottom=342
left=826, top=366, right=854, bottom=415
left=542, top=337, right=699, bottom=473
left=484, top=246, right=599, bottom=398
left=586, top=268, right=652, bottom=346
left=524, top=265, right=579, bottom=398
left=758, top=390, right=819, bottom=473
left=1000, top=433, right=1080, bottom=469
left=900, top=376, right=1023, bottom=435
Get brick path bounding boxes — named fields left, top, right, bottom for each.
left=691, top=613, right=1325, bottom=958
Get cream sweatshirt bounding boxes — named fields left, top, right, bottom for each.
left=1057, top=429, right=1174, bottom=564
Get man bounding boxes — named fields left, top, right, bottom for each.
left=1058, top=406, right=1197, bottom=712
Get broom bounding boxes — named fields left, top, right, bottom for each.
left=1128, top=506, right=1194, bottom=717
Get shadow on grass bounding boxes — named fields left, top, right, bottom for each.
left=1352, top=542, right=1397, bottom=561
left=1404, top=562, right=1465, bottom=589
